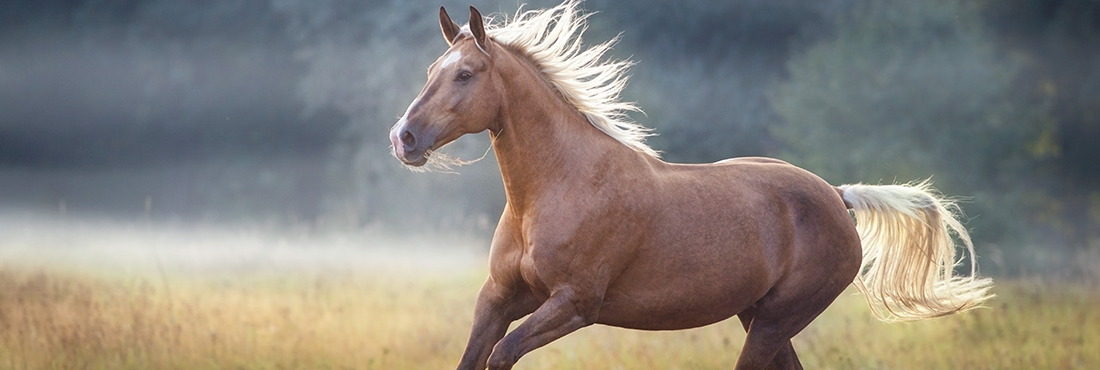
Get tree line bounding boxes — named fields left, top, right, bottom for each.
left=1, top=0, right=1096, bottom=275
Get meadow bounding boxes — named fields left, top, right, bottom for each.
left=0, top=218, right=1096, bottom=369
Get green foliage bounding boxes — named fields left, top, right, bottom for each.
left=774, top=0, right=1042, bottom=184
left=982, top=0, right=1100, bottom=249
left=770, top=0, right=1056, bottom=258
left=3, top=0, right=1098, bottom=274
left=603, top=0, right=853, bottom=162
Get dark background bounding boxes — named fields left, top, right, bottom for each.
left=2, top=0, right=1098, bottom=276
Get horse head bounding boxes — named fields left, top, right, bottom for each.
left=389, top=6, right=500, bottom=167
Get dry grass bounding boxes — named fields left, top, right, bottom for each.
left=0, top=265, right=482, bottom=370
left=0, top=220, right=1096, bottom=369
left=0, top=266, right=1096, bottom=370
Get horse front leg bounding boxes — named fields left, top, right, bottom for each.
left=485, top=286, right=599, bottom=370
left=456, top=277, right=539, bottom=370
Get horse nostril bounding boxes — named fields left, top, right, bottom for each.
left=400, top=129, right=416, bottom=149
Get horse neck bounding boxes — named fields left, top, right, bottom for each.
left=489, top=50, right=636, bottom=213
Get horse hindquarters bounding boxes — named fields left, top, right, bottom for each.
left=730, top=174, right=864, bottom=370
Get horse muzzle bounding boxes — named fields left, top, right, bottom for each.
left=390, top=119, right=433, bottom=166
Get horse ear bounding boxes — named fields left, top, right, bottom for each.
left=468, top=6, right=489, bottom=52
left=439, top=6, right=461, bottom=45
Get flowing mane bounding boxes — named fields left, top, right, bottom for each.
left=479, top=1, right=659, bottom=157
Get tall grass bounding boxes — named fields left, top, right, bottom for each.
left=0, top=219, right=1095, bottom=369
left=0, top=265, right=1095, bottom=369
left=0, top=265, right=482, bottom=370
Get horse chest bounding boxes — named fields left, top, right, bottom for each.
left=514, top=226, right=601, bottom=300
left=521, top=240, right=598, bottom=300
left=517, top=251, right=551, bottom=299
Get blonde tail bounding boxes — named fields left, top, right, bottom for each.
left=838, top=181, right=994, bottom=321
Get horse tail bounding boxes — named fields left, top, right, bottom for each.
left=837, top=181, right=993, bottom=322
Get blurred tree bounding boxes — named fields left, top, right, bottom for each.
left=0, top=0, right=346, bottom=225
left=3, top=0, right=1096, bottom=265
left=982, top=0, right=1100, bottom=252
left=277, top=0, right=525, bottom=232
left=598, top=0, right=859, bottom=162
left=770, top=0, right=1056, bottom=271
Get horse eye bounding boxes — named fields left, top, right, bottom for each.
left=456, top=70, right=473, bottom=82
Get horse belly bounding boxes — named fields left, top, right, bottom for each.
left=595, top=246, right=771, bottom=330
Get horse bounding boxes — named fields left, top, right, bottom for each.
left=387, top=2, right=993, bottom=369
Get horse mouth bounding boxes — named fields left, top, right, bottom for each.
left=402, top=155, right=430, bottom=167
left=392, top=146, right=431, bottom=167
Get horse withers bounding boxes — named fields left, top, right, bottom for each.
left=388, top=2, right=993, bottom=369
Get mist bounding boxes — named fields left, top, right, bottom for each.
left=1, top=0, right=1098, bottom=277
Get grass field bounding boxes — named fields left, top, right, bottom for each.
left=0, top=218, right=1097, bottom=369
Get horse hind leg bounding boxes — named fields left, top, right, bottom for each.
left=735, top=307, right=804, bottom=370
left=732, top=190, right=864, bottom=369
left=735, top=313, right=804, bottom=369
left=734, top=264, right=854, bottom=369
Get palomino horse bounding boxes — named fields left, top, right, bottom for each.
left=388, top=2, right=993, bottom=369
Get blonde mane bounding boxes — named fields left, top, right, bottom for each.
left=481, top=1, right=659, bottom=157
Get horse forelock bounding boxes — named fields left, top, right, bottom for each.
left=478, top=0, right=660, bottom=157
